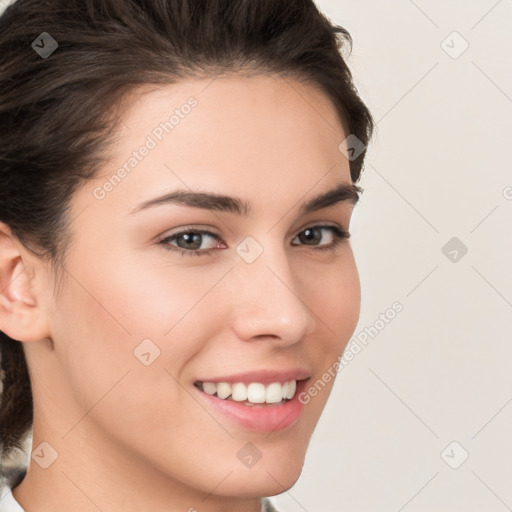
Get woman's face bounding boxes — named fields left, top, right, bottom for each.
left=25, top=73, right=360, bottom=504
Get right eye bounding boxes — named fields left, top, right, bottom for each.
left=158, top=229, right=225, bottom=257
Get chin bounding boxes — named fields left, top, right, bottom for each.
left=213, top=453, right=305, bottom=498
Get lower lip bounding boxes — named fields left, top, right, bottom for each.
left=193, top=380, right=308, bottom=433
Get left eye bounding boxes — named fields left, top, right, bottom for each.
left=291, top=225, right=347, bottom=247
left=160, top=229, right=222, bottom=254
left=159, top=225, right=350, bottom=257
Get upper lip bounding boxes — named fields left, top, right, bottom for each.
left=195, top=368, right=311, bottom=385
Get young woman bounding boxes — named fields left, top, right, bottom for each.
left=0, top=0, right=374, bottom=510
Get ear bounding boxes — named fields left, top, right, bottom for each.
left=0, top=222, right=51, bottom=343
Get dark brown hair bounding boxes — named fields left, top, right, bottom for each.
left=0, top=0, right=374, bottom=460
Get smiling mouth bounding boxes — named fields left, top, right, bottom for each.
left=194, top=379, right=300, bottom=406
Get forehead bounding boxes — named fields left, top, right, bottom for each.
left=119, top=72, right=346, bottom=134
left=77, top=73, right=352, bottom=219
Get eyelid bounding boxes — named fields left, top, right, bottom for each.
left=156, top=224, right=221, bottom=241
left=157, top=222, right=346, bottom=243
left=158, top=222, right=350, bottom=257
left=158, top=227, right=224, bottom=248
left=291, top=223, right=351, bottom=247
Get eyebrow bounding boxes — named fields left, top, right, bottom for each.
left=129, top=182, right=362, bottom=216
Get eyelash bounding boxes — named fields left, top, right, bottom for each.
left=158, top=224, right=351, bottom=258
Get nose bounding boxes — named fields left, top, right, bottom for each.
left=229, top=244, right=317, bottom=346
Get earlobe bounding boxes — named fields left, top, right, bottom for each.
left=0, top=222, right=50, bottom=343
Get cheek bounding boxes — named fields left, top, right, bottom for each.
left=296, top=258, right=359, bottom=422
left=335, top=263, right=361, bottom=347
left=299, top=252, right=359, bottom=415
left=63, top=248, right=226, bottom=345
left=303, top=250, right=360, bottom=353
left=50, top=259, right=216, bottom=464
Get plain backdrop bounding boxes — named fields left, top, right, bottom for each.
left=1, top=1, right=511, bottom=511
left=271, top=1, right=512, bottom=511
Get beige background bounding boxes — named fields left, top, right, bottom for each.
left=272, top=1, right=512, bottom=511
left=1, top=1, right=511, bottom=511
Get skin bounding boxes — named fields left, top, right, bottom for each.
left=0, top=73, right=361, bottom=512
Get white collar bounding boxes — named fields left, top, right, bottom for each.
left=0, top=484, right=25, bottom=512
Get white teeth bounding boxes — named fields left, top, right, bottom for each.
left=203, top=382, right=217, bottom=395
left=282, top=381, right=289, bottom=399
left=198, top=379, right=298, bottom=404
left=231, top=382, right=248, bottom=401
left=286, top=379, right=296, bottom=400
left=216, top=382, right=231, bottom=399
left=266, top=382, right=283, bottom=403
left=247, top=383, right=266, bottom=403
